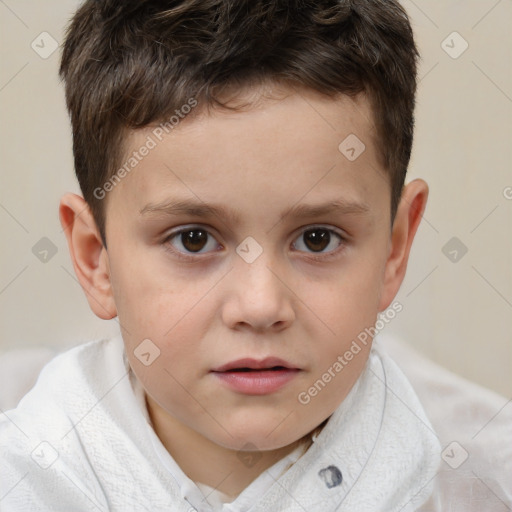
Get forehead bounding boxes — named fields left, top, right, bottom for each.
left=107, top=86, right=388, bottom=227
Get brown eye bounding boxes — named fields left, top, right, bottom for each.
left=181, top=229, right=208, bottom=252
left=293, top=227, right=344, bottom=256
left=303, top=228, right=330, bottom=252
left=165, top=227, right=219, bottom=256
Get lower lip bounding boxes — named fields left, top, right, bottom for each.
left=212, top=369, right=300, bottom=395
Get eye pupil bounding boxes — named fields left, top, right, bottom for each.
left=182, top=230, right=208, bottom=252
left=304, top=229, right=330, bottom=252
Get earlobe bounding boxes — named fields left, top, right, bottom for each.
left=59, top=193, right=117, bottom=320
left=378, top=179, right=429, bottom=311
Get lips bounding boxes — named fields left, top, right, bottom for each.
left=211, top=357, right=301, bottom=395
left=211, top=357, right=298, bottom=373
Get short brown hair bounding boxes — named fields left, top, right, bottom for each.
left=59, top=0, right=420, bottom=245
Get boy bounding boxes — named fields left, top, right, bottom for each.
left=2, top=1, right=506, bottom=510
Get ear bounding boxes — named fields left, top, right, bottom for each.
left=59, top=193, right=117, bottom=320
left=378, top=179, right=429, bottom=311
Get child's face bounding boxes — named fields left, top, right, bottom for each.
left=103, top=86, right=397, bottom=451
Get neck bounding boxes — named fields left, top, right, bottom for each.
left=145, top=394, right=313, bottom=498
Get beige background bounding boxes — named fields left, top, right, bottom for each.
left=0, top=0, right=511, bottom=396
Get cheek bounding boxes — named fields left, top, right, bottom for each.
left=299, top=256, right=384, bottom=401
left=108, top=244, right=180, bottom=330
left=111, top=264, right=216, bottom=377
left=308, top=259, right=383, bottom=336
left=124, top=308, right=207, bottom=415
left=302, top=283, right=378, bottom=411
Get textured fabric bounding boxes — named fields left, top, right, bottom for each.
left=0, top=333, right=441, bottom=511
left=376, top=333, right=512, bottom=512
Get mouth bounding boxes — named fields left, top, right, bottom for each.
left=222, top=366, right=289, bottom=372
left=211, top=357, right=301, bottom=395
left=211, top=357, right=299, bottom=373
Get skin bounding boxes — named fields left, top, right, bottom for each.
left=59, top=84, right=428, bottom=498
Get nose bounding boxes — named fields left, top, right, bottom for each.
left=221, top=251, right=295, bottom=333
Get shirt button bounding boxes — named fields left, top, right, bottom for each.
left=318, top=465, right=343, bottom=488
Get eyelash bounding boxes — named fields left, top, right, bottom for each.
left=162, top=225, right=347, bottom=263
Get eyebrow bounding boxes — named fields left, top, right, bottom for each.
left=139, top=197, right=371, bottom=224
